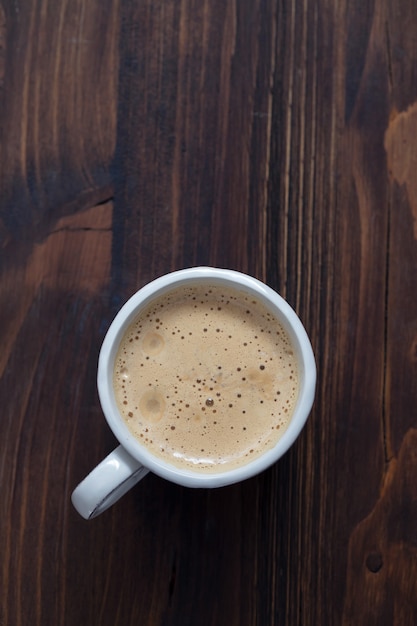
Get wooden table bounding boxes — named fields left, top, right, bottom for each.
left=1, top=1, right=417, bottom=624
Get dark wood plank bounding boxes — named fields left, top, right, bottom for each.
left=1, top=0, right=417, bottom=624
left=0, top=0, right=118, bottom=253
left=337, top=2, right=417, bottom=624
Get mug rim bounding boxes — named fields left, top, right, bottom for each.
left=97, top=267, right=316, bottom=487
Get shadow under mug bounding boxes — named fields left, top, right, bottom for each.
left=71, top=267, right=316, bottom=519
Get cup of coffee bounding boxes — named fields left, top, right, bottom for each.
left=72, top=267, right=316, bottom=519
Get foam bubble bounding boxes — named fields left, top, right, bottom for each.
left=139, top=390, right=166, bottom=422
left=141, top=332, right=165, bottom=356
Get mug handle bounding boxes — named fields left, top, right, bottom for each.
left=71, top=445, right=149, bottom=519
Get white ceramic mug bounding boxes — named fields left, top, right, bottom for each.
left=71, top=267, right=316, bottom=519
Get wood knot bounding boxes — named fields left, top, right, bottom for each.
left=365, top=552, right=383, bottom=573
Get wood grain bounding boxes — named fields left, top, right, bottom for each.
left=1, top=0, right=417, bottom=624
left=0, top=0, right=118, bottom=253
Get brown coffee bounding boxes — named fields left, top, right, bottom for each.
left=113, top=283, right=298, bottom=473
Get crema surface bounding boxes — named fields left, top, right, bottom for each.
left=113, top=284, right=298, bottom=472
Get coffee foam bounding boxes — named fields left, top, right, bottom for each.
left=113, top=284, right=299, bottom=473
